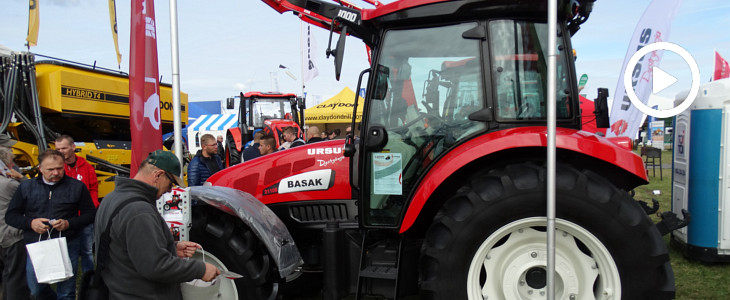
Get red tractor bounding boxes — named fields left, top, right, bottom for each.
left=187, top=1, right=688, bottom=299
left=224, top=91, right=305, bottom=166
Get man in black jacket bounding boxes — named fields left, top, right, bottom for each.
left=306, top=126, right=325, bottom=144
left=216, top=135, right=225, bottom=161
left=5, top=149, right=96, bottom=300
left=94, top=150, right=219, bottom=299
left=280, top=126, right=305, bottom=150
left=242, top=131, right=264, bottom=161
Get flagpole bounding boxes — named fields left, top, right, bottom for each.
left=710, top=48, right=719, bottom=82
left=169, top=0, right=184, bottom=173
left=300, top=19, right=306, bottom=108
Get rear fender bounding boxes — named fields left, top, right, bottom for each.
left=399, top=127, right=648, bottom=233
left=190, top=186, right=303, bottom=277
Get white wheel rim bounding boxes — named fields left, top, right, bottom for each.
left=467, top=217, right=620, bottom=300
left=192, top=250, right=239, bottom=299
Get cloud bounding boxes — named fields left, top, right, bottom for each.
left=46, top=0, right=82, bottom=7
left=234, top=83, right=247, bottom=92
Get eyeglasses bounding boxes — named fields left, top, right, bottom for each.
left=163, top=172, right=177, bottom=189
left=205, top=143, right=218, bottom=147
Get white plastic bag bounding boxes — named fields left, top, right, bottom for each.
left=181, top=247, right=220, bottom=300
left=26, top=231, right=73, bottom=284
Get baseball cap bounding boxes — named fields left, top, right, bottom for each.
left=145, top=150, right=183, bottom=186
left=0, top=134, right=17, bottom=147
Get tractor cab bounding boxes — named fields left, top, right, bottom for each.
left=361, top=19, right=580, bottom=227
left=225, top=91, right=305, bottom=165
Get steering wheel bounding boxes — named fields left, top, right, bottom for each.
left=390, top=109, right=444, bottom=134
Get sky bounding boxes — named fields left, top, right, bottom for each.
left=572, top=0, right=730, bottom=105
left=1, top=0, right=729, bottom=110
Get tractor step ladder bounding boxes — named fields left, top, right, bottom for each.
left=355, top=230, right=404, bottom=300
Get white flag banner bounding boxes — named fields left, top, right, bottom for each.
left=301, top=24, right=319, bottom=84
left=607, top=0, right=682, bottom=138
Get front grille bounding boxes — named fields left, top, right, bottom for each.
left=290, top=203, right=352, bottom=223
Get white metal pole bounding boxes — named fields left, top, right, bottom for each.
left=546, top=0, right=558, bottom=300
left=300, top=19, right=306, bottom=96
left=300, top=20, right=306, bottom=128
left=169, top=0, right=183, bottom=175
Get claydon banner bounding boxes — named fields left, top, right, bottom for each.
left=305, top=87, right=363, bottom=124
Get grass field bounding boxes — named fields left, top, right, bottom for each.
left=633, top=148, right=730, bottom=299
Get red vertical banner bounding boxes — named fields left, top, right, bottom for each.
left=129, top=0, right=162, bottom=176
left=714, top=51, right=730, bottom=81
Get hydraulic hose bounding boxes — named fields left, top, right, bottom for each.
left=22, top=54, right=47, bottom=151
left=0, top=54, right=19, bottom=133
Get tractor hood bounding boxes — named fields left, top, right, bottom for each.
left=206, top=139, right=353, bottom=204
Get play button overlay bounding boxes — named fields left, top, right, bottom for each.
left=623, top=42, right=700, bottom=118
left=651, top=67, right=677, bottom=94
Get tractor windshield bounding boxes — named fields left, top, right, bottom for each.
left=250, top=98, right=294, bottom=128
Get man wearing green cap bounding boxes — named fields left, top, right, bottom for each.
left=94, top=150, right=220, bottom=299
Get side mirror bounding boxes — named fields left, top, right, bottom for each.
left=344, top=137, right=356, bottom=157
left=327, top=22, right=348, bottom=82
left=594, top=88, right=610, bottom=128
left=226, top=97, right=235, bottom=110
left=333, top=26, right=348, bottom=81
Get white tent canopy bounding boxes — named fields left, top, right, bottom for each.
left=187, top=113, right=238, bottom=154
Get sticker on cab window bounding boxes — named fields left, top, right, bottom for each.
left=372, top=153, right=402, bottom=195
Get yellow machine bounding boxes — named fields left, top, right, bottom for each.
left=1, top=54, right=188, bottom=198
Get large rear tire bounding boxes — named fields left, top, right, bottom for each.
left=225, top=132, right=241, bottom=166
left=191, top=205, right=279, bottom=300
left=420, top=163, right=674, bottom=299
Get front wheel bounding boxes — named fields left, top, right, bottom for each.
left=190, top=205, right=279, bottom=300
left=420, top=163, right=674, bottom=300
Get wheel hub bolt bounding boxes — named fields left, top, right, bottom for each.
left=530, top=252, right=537, bottom=258
left=540, top=291, right=545, bottom=296
left=570, top=294, right=576, bottom=300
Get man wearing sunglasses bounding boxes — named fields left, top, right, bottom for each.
left=187, top=134, right=223, bottom=186
left=94, top=150, right=220, bottom=299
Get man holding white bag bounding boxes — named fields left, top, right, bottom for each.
left=5, top=149, right=96, bottom=300
left=94, top=150, right=219, bottom=299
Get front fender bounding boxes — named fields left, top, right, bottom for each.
left=190, top=186, right=303, bottom=278
left=226, top=127, right=243, bottom=152
left=400, top=127, right=647, bottom=233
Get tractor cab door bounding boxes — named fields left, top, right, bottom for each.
left=360, top=22, right=488, bottom=227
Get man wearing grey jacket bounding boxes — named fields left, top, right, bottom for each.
left=94, top=150, right=219, bottom=299
left=0, top=147, right=30, bottom=300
